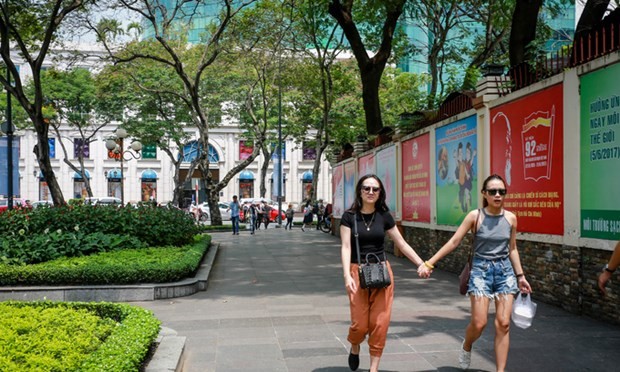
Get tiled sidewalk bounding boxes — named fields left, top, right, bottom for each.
left=134, top=227, right=620, bottom=372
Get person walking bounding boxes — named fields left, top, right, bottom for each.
left=285, top=203, right=295, bottom=230
left=248, top=203, right=257, bottom=235
left=262, top=201, right=272, bottom=229
left=340, top=174, right=429, bottom=372
left=418, top=174, right=532, bottom=372
left=598, top=241, right=620, bottom=295
left=301, top=201, right=313, bottom=232
left=227, top=195, right=241, bottom=235
left=254, top=202, right=263, bottom=231
left=316, top=199, right=325, bottom=230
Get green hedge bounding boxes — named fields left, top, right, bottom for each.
left=0, top=235, right=211, bottom=286
left=0, top=301, right=160, bottom=372
left=0, top=204, right=199, bottom=252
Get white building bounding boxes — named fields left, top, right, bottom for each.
left=1, top=44, right=333, bottom=207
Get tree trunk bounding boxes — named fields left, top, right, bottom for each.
left=328, top=0, right=406, bottom=135
left=575, top=0, right=610, bottom=35
left=33, top=119, right=65, bottom=205
left=508, top=0, right=543, bottom=67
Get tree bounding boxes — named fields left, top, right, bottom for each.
left=287, top=0, right=347, bottom=201
left=0, top=0, right=92, bottom=205
left=509, top=0, right=543, bottom=67
left=36, top=68, right=118, bottom=198
left=328, top=0, right=407, bottom=135
left=94, top=0, right=256, bottom=225
left=96, top=56, right=195, bottom=206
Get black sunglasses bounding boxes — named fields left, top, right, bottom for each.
left=362, top=186, right=381, bottom=193
left=485, top=188, right=507, bottom=196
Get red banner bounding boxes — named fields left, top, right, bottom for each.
left=402, top=134, right=430, bottom=222
left=490, top=84, right=564, bottom=235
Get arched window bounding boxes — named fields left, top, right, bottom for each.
left=181, top=141, right=220, bottom=163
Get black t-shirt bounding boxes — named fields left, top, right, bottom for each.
left=341, top=209, right=396, bottom=264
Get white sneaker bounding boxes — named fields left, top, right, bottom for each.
left=458, top=341, right=471, bottom=370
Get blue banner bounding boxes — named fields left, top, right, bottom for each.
left=0, top=137, right=20, bottom=197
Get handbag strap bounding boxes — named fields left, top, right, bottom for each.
left=467, top=208, right=481, bottom=264
left=353, top=212, right=362, bottom=266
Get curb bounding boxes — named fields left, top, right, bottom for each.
left=145, top=327, right=186, bottom=372
left=0, top=242, right=220, bottom=302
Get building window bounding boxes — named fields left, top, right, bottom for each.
left=181, top=141, right=219, bottom=163
left=74, top=138, right=90, bottom=159
left=141, top=169, right=158, bottom=202
left=106, top=168, right=122, bottom=199
left=142, top=144, right=157, bottom=159
left=302, top=142, right=316, bottom=160
left=48, top=138, right=56, bottom=159
left=239, top=140, right=253, bottom=160
left=73, top=170, right=91, bottom=199
left=239, top=170, right=254, bottom=199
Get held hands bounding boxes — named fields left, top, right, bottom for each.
left=417, top=263, right=432, bottom=279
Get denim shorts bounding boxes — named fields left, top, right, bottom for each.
left=467, top=256, right=518, bottom=299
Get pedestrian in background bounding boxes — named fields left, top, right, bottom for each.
left=248, top=203, right=257, bottom=235
left=418, top=174, right=532, bottom=372
left=262, top=201, right=272, bottom=229
left=316, top=199, right=325, bottom=230
left=254, top=202, right=263, bottom=231
left=340, top=174, right=428, bottom=372
left=301, top=201, right=313, bottom=232
left=285, top=203, right=295, bottom=230
left=227, top=195, right=241, bottom=235
left=598, top=241, right=620, bottom=295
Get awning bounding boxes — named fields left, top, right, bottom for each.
left=302, top=171, right=313, bottom=182
left=107, top=168, right=122, bottom=179
left=73, top=170, right=91, bottom=180
left=141, top=169, right=158, bottom=181
left=239, top=170, right=254, bottom=180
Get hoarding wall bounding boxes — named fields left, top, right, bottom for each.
left=332, top=54, right=620, bottom=324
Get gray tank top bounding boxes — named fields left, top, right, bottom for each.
left=473, top=209, right=512, bottom=260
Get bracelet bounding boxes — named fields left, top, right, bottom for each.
left=424, top=261, right=435, bottom=269
left=516, top=273, right=524, bottom=278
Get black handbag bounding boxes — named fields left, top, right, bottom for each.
left=353, top=213, right=391, bottom=289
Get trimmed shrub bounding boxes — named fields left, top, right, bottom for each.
left=0, top=301, right=160, bottom=372
left=0, top=235, right=211, bottom=285
left=0, top=204, right=200, bottom=265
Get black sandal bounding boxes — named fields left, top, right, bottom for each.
left=348, top=349, right=359, bottom=371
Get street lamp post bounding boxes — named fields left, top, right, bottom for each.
left=105, top=128, right=142, bottom=205
left=3, top=1, right=13, bottom=210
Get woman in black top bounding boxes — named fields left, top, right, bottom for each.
left=340, top=174, right=429, bottom=372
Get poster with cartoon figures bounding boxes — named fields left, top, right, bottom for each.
left=402, top=134, right=430, bottom=222
left=580, top=66, right=620, bottom=240
left=343, top=161, right=357, bottom=211
left=358, top=153, right=375, bottom=179
left=435, top=116, right=478, bottom=226
left=375, top=145, right=397, bottom=216
left=490, top=84, right=564, bottom=235
left=332, top=164, right=344, bottom=218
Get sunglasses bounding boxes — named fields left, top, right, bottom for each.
left=485, top=188, right=507, bottom=196
left=362, top=186, right=381, bottom=193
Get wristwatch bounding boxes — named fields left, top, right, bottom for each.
left=604, top=264, right=616, bottom=273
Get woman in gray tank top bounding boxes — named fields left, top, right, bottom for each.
left=418, top=174, right=532, bottom=372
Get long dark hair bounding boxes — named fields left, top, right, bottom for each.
left=481, top=174, right=507, bottom=207
left=348, top=174, right=389, bottom=213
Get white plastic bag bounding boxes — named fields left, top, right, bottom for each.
left=512, top=293, right=537, bottom=329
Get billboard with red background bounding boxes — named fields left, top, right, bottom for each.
left=402, top=133, right=430, bottom=222
left=490, top=84, right=564, bottom=235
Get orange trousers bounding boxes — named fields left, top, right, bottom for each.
left=347, top=262, right=394, bottom=357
